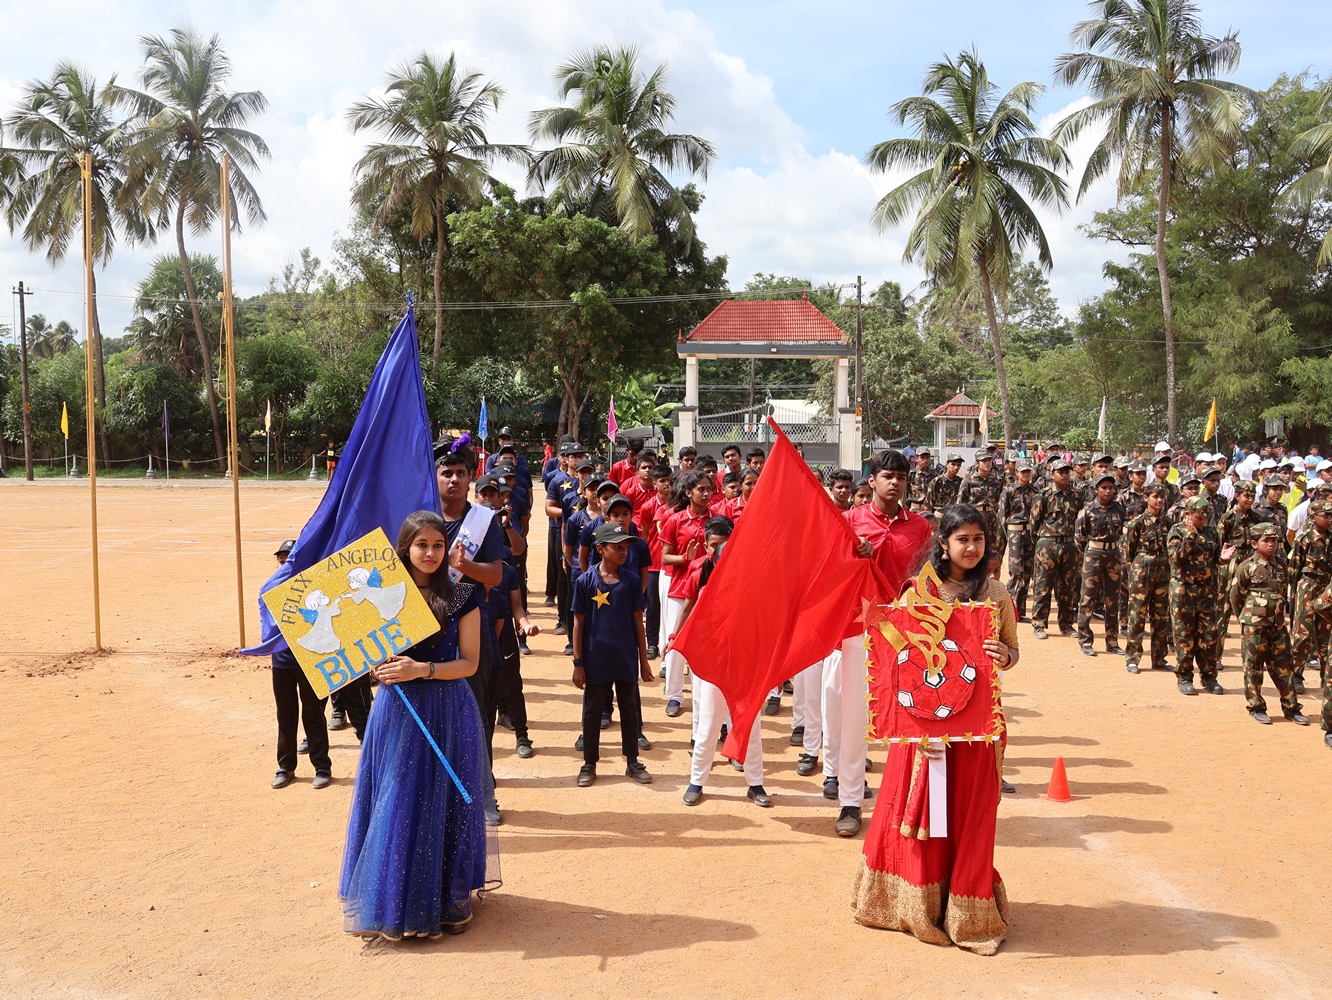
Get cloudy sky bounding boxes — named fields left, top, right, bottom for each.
left=2, top=0, right=1330, bottom=339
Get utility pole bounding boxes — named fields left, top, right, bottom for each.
left=14, top=282, right=34, bottom=481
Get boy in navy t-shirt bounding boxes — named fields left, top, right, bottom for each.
left=572, top=523, right=655, bottom=787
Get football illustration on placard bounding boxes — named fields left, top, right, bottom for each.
left=894, top=638, right=978, bottom=720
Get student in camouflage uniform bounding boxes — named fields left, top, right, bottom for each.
left=1230, top=522, right=1308, bottom=725
left=1075, top=473, right=1127, bottom=655
left=1029, top=457, right=1083, bottom=640
left=1118, top=461, right=1150, bottom=632
left=1215, top=480, right=1266, bottom=666
left=1124, top=483, right=1172, bottom=673
left=1168, top=495, right=1228, bottom=696
left=1289, top=497, right=1332, bottom=693
left=998, top=461, right=1037, bottom=620
left=927, top=453, right=964, bottom=517
left=960, top=449, right=1004, bottom=558
left=1307, top=581, right=1332, bottom=749
left=1150, top=454, right=1180, bottom=510
left=1200, top=464, right=1229, bottom=526
left=1254, top=476, right=1290, bottom=569
left=1070, top=456, right=1092, bottom=504
left=1164, top=472, right=1202, bottom=528
left=907, top=449, right=939, bottom=517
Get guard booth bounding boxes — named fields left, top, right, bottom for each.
left=674, top=295, right=861, bottom=472
left=925, top=393, right=996, bottom=468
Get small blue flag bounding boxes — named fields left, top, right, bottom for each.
left=478, top=396, right=488, bottom=443
left=241, top=300, right=440, bottom=656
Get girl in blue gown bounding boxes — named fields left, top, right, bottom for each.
left=340, top=510, right=498, bottom=939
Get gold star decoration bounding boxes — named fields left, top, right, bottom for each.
left=592, top=589, right=611, bottom=608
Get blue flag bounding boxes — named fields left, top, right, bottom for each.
left=478, top=396, right=488, bottom=443
left=241, top=300, right=439, bottom=656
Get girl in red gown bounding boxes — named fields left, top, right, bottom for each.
left=851, top=503, right=1019, bottom=955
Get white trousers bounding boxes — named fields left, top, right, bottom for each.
left=690, top=678, right=764, bottom=787
left=793, top=661, right=824, bottom=755
left=838, top=634, right=869, bottom=808
left=820, top=649, right=842, bottom=777
left=658, top=571, right=687, bottom=705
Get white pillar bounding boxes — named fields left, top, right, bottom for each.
left=838, top=410, right=861, bottom=471
left=685, top=356, right=700, bottom=408
left=834, top=357, right=850, bottom=411
left=678, top=355, right=699, bottom=456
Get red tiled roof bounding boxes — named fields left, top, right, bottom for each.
left=927, top=393, right=997, bottom=418
left=682, top=296, right=849, bottom=344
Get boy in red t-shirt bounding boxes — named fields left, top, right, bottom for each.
left=658, top=471, right=713, bottom=717
left=636, top=464, right=674, bottom=659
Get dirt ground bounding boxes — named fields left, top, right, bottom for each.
left=2, top=479, right=1329, bottom=999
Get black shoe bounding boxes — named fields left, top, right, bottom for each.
left=719, top=723, right=728, bottom=742
left=835, top=806, right=861, bottom=837
left=647, top=645, right=659, bottom=660
left=600, top=712, right=612, bottom=730
left=665, top=700, right=682, bottom=718
left=1251, top=711, right=1272, bottom=725
left=796, top=752, right=819, bottom=776
left=498, top=712, right=515, bottom=732
left=562, top=642, right=574, bottom=656
left=575, top=734, right=585, bottom=751
left=442, top=920, right=468, bottom=935
left=1324, top=733, right=1332, bottom=750
left=1119, top=625, right=1129, bottom=636
left=683, top=784, right=703, bottom=806
left=1105, top=645, right=1125, bottom=656
left=747, top=786, right=773, bottom=807
left=638, top=733, right=653, bottom=751
left=1153, top=662, right=1174, bottom=672
left=783, top=680, right=794, bottom=695
left=865, top=758, right=873, bottom=773
left=1286, top=712, right=1310, bottom=726
left=822, top=776, right=839, bottom=799
left=1201, top=676, right=1224, bottom=695
left=553, top=623, right=568, bottom=636
left=1293, top=676, right=1306, bottom=694
left=1032, top=626, right=1048, bottom=640
left=577, top=764, right=596, bottom=787
left=1060, top=626, right=1077, bottom=638
left=764, top=695, right=781, bottom=716
left=329, top=709, right=348, bottom=731
left=518, top=639, right=532, bottom=656
left=789, top=725, right=805, bottom=746
left=1080, top=645, right=1097, bottom=658
left=658, top=665, right=666, bottom=679
left=485, top=800, right=502, bottom=825
left=312, top=771, right=332, bottom=789
left=626, top=760, right=652, bottom=784
left=1001, top=778, right=1016, bottom=793
left=1017, top=614, right=1031, bottom=623
left=516, top=738, right=534, bottom=758
left=1178, top=679, right=1197, bottom=696
left=271, top=770, right=294, bottom=789
left=1125, top=660, right=1140, bottom=674
left=543, top=597, right=556, bottom=606
left=298, top=738, right=310, bottom=754
left=729, top=757, right=744, bottom=771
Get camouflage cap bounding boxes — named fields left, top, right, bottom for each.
left=975, top=449, right=992, bottom=462
left=946, top=451, right=964, bottom=463
left=1144, top=482, right=1169, bottom=496
left=1178, top=472, right=1201, bottom=488
left=1184, top=495, right=1212, bottom=513
left=1128, top=460, right=1147, bottom=473
left=1015, top=460, right=1034, bottom=472
left=1114, top=456, right=1131, bottom=469
left=1311, top=498, right=1332, bottom=517
left=1048, top=458, right=1072, bottom=472
left=1252, top=521, right=1280, bottom=539
left=1073, top=454, right=1090, bottom=466
left=1093, top=473, right=1117, bottom=488
left=1262, top=475, right=1287, bottom=490
left=1235, top=480, right=1258, bottom=495
left=1152, top=452, right=1173, bottom=466
left=1201, top=464, right=1223, bottom=478
left=1093, top=453, right=1114, bottom=465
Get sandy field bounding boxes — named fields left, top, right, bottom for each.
left=2, top=479, right=1329, bottom=999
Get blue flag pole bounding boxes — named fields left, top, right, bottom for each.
left=392, top=685, right=471, bottom=802
left=478, top=396, right=488, bottom=452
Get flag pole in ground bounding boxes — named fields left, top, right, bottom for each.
left=477, top=396, right=488, bottom=464
left=61, top=401, right=69, bottom=476
left=162, top=401, right=170, bottom=481
left=80, top=154, right=102, bottom=650
left=607, top=395, right=618, bottom=465
left=265, top=399, right=271, bottom=481
left=221, top=154, right=245, bottom=647
left=1098, top=396, right=1108, bottom=453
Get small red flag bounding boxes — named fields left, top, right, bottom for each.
left=674, top=420, right=888, bottom=762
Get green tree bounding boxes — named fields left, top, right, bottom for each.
left=25, top=315, right=79, bottom=359
left=1288, top=81, right=1332, bottom=267
left=103, top=357, right=201, bottom=463
left=236, top=333, right=318, bottom=470
left=125, top=254, right=223, bottom=377
left=1, top=347, right=85, bottom=460
left=346, top=51, right=519, bottom=368
left=866, top=48, right=1069, bottom=448
left=1054, top=0, right=1249, bottom=446
left=3, top=61, right=149, bottom=464
left=113, top=26, right=268, bottom=468
left=529, top=45, right=715, bottom=248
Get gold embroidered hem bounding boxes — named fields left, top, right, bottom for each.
left=851, top=858, right=1008, bottom=956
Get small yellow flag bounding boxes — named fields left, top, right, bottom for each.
left=61, top=402, right=68, bottom=439
left=264, top=399, right=272, bottom=433
left=1204, top=398, right=1217, bottom=442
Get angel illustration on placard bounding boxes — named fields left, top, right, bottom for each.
left=343, top=566, right=407, bottom=621
left=296, top=590, right=343, bottom=654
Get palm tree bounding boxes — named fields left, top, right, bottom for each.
left=1289, top=84, right=1332, bottom=268
left=113, top=26, right=268, bottom=468
left=126, top=254, right=224, bottom=374
left=26, top=315, right=79, bottom=359
left=347, top=51, right=520, bottom=368
left=3, top=62, right=147, bottom=464
left=529, top=45, right=715, bottom=247
left=865, top=49, right=1069, bottom=448
left=1054, top=0, right=1249, bottom=447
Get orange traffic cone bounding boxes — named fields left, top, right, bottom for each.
left=1042, top=756, right=1073, bottom=802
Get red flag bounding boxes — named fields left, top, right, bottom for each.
left=674, top=420, right=888, bottom=761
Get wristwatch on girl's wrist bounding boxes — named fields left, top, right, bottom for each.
left=428, top=661, right=436, bottom=679
left=572, top=657, right=584, bottom=667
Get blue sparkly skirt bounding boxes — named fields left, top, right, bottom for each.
left=339, top=678, right=498, bottom=938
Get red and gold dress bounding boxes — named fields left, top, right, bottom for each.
left=851, top=576, right=1016, bottom=955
